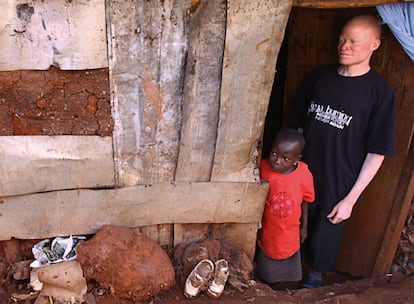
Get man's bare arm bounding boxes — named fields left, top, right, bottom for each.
left=327, top=153, right=385, bottom=224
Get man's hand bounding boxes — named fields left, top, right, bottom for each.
left=327, top=153, right=385, bottom=225
left=327, top=199, right=354, bottom=224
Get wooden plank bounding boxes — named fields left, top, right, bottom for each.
left=221, top=223, right=259, bottom=259
left=211, top=0, right=292, bottom=182
left=137, top=224, right=174, bottom=249
left=107, top=0, right=191, bottom=186
left=0, top=181, right=268, bottom=241
left=3, top=239, right=22, bottom=263
left=0, top=0, right=107, bottom=71
left=173, top=222, right=260, bottom=259
left=175, top=0, right=226, bottom=181
left=107, top=0, right=191, bottom=249
left=371, top=43, right=414, bottom=276
left=373, top=137, right=414, bottom=276
left=292, top=0, right=406, bottom=9
left=172, top=222, right=259, bottom=259
left=173, top=223, right=222, bottom=248
left=173, top=1, right=226, bottom=253
left=0, top=136, right=114, bottom=197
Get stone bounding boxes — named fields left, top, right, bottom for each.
left=76, top=225, right=175, bottom=302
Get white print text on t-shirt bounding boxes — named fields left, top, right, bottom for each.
left=307, top=101, right=352, bottom=130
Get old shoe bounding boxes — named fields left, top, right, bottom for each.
left=184, top=259, right=215, bottom=298
left=207, top=259, right=229, bottom=298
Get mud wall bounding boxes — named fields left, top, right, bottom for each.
left=0, top=67, right=113, bottom=136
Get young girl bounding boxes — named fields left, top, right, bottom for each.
left=255, top=128, right=314, bottom=284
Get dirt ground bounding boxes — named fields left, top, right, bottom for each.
left=29, top=273, right=404, bottom=304
left=76, top=265, right=414, bottom=304
left=3, top=267, right=414, bottom=304
left=151, top=273, right=414, bottom=304
left=1, top=238, right=413, bottom=304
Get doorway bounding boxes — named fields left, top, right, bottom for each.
left=261, top=5, right=414, bottom=277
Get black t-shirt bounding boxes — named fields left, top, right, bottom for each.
left=295, top=65, right=396, bottom=211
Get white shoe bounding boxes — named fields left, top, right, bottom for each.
left=207, top=259, right=229, bottom=298
left=184, top=259, right=215, bottom=298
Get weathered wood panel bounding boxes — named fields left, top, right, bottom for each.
left=175, top=0, right=226, bottom=181
left=138, top=224, right=175, bottom=249
left=172, top=222, right=259, bottom=259
left=285, top=7, right=414, bottom=276
left=107, top=0, right=191, bottom=246
left=373, top=138, right=414, bottom=276
left=292, top=0, right=406, bottom=8
left=173, top=0, right=227, bottom=252
left=173, top=223, right=218, bottom=247
left=0, top=181, right=268, bottom=241
left=220, top=223, right=260, bottom=259
left=283, top=8, right=343, bottom=122
left=211, top=0, right=292, bottom=182
left=0, top=136, right=114, bottom=197
left=107, top=0, right=191, bottom=186
left=0, top=0, right=107, bottom=71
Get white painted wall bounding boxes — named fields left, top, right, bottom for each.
left=0, top=0, right=108, bottom=71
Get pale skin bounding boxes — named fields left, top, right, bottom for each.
left=303, top=15, right=386, bottom=225
left=327, top=153, right=385, bottom=224
left=337, top=15, right=381, bottom=77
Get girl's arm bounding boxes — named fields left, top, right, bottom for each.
left=300, top=201, right=309, bottom=243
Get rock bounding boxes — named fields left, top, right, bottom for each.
left=76, top=225, right=175, bottom=302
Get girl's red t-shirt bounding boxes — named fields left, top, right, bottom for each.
left=258, top=159, right=315, bottom=260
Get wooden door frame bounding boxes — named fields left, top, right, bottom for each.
left=373, top=134, right=414, bottom=275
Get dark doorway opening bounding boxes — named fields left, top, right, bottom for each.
left=261, top=29, right=289, bottom=158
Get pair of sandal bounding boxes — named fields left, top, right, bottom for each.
left=184, top=259, right=229, bottom=299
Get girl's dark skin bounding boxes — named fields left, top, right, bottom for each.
left=269, top=139, right=302, bottom=175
